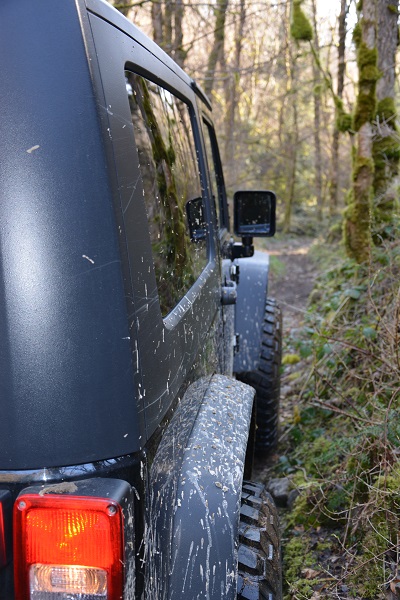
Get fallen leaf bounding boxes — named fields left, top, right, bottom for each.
left=301, top=568, right=321, bottom=580
left=390, top=578, right=400, bottom=595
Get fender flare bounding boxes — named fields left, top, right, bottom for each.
left=233, top=251, right=270, bottom=373
left=146, top=374, right=255, bottom=600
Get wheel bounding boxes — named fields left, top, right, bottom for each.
left=238, top=298, right=282, bottom=454
left=237, top=481, right=282, bottom=599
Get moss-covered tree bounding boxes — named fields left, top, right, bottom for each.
left=344, top=0, right=378, bottom=263
left=290, top=0, right=313, bottom=42
left=372, top=0, right=399, bottom=235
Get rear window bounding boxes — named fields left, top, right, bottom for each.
left=125, top=71, right=208, bottom=315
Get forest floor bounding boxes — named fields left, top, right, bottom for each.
left=252, top=234, right=400, bottom=600
left=255, top=233, right=319, bottom=463
left=253, top=234, right=343, bottom=599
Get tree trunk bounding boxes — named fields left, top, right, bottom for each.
left=372, top=0, right=399, bottom=233
left=151, top=0, right=164, bottom=47
left=224, top=0, right=246, bottom=180
left=173, top=0, right=186, bottom=67
left=329, top=0, right=348, bottom=214
left=311, top=0, right=323, bottom=222
left=164, top=0, right=173, bottom=54
left=283, top=0, right=299, bottom=233
left=283, top=96, right=299, bottom=233
left=204, top=0, right=229, bottom=97
left=344, top=0, right=377, bottom=262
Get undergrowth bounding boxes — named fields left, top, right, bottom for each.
left=280, top=237, right=400, bottom=599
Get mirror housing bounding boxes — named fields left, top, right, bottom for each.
left=234, top=190, right=276, bottom=237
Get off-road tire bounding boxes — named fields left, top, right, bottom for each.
left=238, top=298, right=282, bottom=454
left=237, top=481, right=282, bottom=600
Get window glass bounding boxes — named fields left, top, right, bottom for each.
left=125, top=71, right=207, bottom=315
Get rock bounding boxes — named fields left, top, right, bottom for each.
left=266, top=477, right=291, bottom=507
left=280, top=384, right=292, bottom=397
left=288, top=488, right=300, bottom=510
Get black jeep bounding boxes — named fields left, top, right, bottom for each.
left=0, top=1, right=282, bottom=598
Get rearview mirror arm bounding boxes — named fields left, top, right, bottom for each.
left=230, top=236, right=254, bottom=260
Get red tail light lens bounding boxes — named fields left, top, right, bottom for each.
left=14, top=494, right=124, bottom=600
left=0, top=498, right=7, bottom=568
left=0, top=490, right=12, bottom=568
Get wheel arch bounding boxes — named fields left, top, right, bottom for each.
left=145, top=374, right=255, bottom=599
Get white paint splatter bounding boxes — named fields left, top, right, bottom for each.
left=26, top=145, right=40, bottom=154
left=82, top=255, right=95, bottom=264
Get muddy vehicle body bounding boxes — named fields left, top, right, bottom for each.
left=0, top=1, right=282, bottom=598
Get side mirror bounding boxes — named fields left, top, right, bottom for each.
left=234, top=190, right=276, bottom=237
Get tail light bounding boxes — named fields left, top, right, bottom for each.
left=13, top=478, right=135, bottom=600
left=0, top=490, right=12, bottom=568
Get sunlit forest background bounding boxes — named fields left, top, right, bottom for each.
left=109, top=1, right=400, bottom=598
left=109, top=0, right=399, bottom=251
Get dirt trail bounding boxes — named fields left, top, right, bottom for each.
left=254, top=236, right=318, bottom=477
left=266, top=236, right=318, bottom=334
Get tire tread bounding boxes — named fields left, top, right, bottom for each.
left=237, top=481, right=282, bottom=599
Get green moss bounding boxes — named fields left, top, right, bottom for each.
left=373, top=137, right=400, bottom=197
left=291, top=0, right=313, bottom=41
left=285, top=536, right=313, bottom=581
left=334, top=98, right=353, bottom=132
left=374, top=464, right=400, bottom=544
left=348, top=529, right=387, bottom=598
left=305, top=436, right=334, bottom=473
left=289, top=493, right=320, bottom=528
left=282, top=353, right=301, bottom=365
left=352, top=22, right=362, bottom=47
left=373, top=100, right=400, bottom=202
left=352, top=43, right=378, bottom=131
left=326, top=220, right=343, bottom=243
left=325, top=486, right=347, bottom=514
left=376, top=97, right=397, bottom=126
left=343, top=188, right=372, bottom=263
left=358, top=43, right=377, bottom=70
left=376, top=462, right=400, bottom=493
left=353, top=93, right=376, bottom=131
left=336, top=110, right=353, bottom=133
left=353, top=156, right=374, bottom=180
left=361, top=64, right=380, bottom=82
left=374, top=136, right=400, bottom=161
left=313, top=83, right=323, bottom=96
left=388, top=3, right=398, bottom=13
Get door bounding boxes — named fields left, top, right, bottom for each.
left=88, top=10, right=221, bottom=440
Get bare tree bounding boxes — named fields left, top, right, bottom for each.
left=204, top=0, right=229, bottom=97
left=329, top=0, right=348, bottom=215
left=223, top=0, right=246, bottom=178
left=311, top=0, right=323, bottom=222
left=148, top=0, right=187, bottom=66
left=283, top=0, right=300, bottom=233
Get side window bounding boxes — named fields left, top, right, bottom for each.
left=125, top=71, right=208, bottom=316
left=202, top=120, right=228, bottom=230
